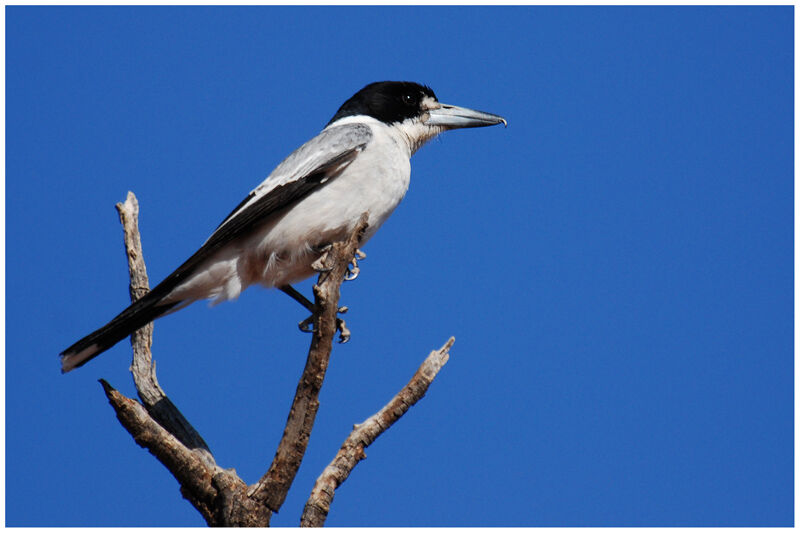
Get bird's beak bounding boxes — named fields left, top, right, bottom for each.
left=425, top=103, right=507, bottom=129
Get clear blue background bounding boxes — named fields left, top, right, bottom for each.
left=6, top=6, right=793, bottom=527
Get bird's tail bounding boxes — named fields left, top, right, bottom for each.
left=60, top=292, right=180, bottom=373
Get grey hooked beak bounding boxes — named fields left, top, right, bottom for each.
left=426, top=103, right=507, bottom=129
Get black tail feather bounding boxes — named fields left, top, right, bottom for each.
left=60, top=292, right=179, bottom=373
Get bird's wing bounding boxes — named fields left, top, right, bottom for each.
left=212, top=122, right=372, bottom=236
left=150, top=122, right=373, bottom=299
left=60, top=122, right=372, bottom=371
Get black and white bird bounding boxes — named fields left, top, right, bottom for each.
left=60, top=81, right=506, bottom=372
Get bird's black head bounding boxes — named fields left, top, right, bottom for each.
left=327, top=81, right=438, bottom=126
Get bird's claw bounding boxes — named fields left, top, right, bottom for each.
left=311, top=243, right=333, bottom=272
left=344, top=265, right=359, bottom=281
left=336, top=317, right=351, bottom=343
left=298, top=316, right=314, bottom=333
left=301, top=246, right=361, bottom=336
left=297, top=306, right=351, bottom=343
left=344, top=249, right=367, bottom=281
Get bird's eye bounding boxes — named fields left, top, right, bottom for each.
left=402, top=94, right=417, bottom=106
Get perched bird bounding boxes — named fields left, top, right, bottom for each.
left=60, top=81, right=507, bottom=372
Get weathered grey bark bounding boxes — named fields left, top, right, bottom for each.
left=299, top=337, right=454, bottom=527
left=97, top=192, right=453, bottom=526
left=115, top=193, right=214, bottom=468
left=100, top=379, right=263, bottom=525
left=246, top=213, right=369, bottom=512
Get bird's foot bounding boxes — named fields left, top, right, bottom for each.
left=298, top=315, right=314, bottom=333
left=344, top=249, right=367, bottom=281
left=336, top=313, right=352, bottom=344
left=311, top=243, right=333, bottom=272
left=297, top=305, right=351, bottom=343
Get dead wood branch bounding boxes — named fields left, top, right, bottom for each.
left=115, top=192, right=214, bottom=467
left=96, top=194, right=452, bottom=526
left=299, top=337, right=455, bottom=527
left=248, top=213, right=370, bottom=512
left=100, top=379, right=220, bottom=522
left=100, top=376, right=269, bottom=526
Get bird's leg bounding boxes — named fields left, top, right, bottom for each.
left=280, top=285, right=315, bottom=313
left=344, top=249, right=367, bottom=281
left=279, top=284, right=351, bottom=342
left=279, top=285, right=316, bottom=333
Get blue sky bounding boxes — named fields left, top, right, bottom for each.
left=6, top=6, right=793, bottom=527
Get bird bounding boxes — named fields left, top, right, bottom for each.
left=60, top=81, right=507, bottom=373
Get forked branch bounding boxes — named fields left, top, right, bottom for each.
left=97, top=192, right=453, bottom=526
left=248, top=213, right=370, bottom=512
left=115, top=193, right=214, bottom=467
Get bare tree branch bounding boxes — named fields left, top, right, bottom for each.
left=95, top=195, right=452, bottom=526
left=248, top=213, right=371, bottom=512
left=115, top=192, right=214, bottom=467
left=299, top=337, right=455, bottom=527
left=99, top=379, right=220, bottom=522
left=100, top=378, right=270, bottom=526
left=102, top=192, right=276, bottom=525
